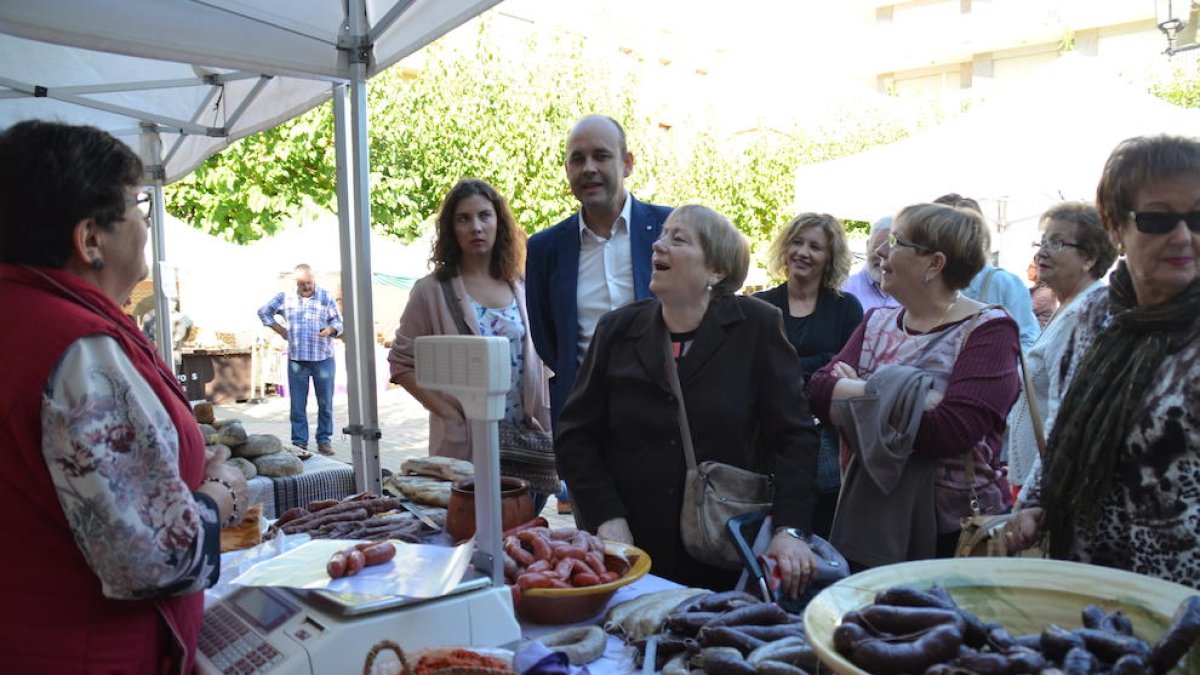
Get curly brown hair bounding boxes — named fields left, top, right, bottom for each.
left=765, top=212, right=852, bottom=292
left=431, top=178, right=525, bottom=282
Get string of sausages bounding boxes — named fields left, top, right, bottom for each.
left=267, top=492, right=438, bottom=542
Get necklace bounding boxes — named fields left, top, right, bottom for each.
left=902, top=294, right=959, bottom=336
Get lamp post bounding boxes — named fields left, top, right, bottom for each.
left=1155, top=0, right=1200, bottom=55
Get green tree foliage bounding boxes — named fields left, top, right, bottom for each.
left=1151, top=60, right=1200, bottom=108
left=166, top=20, right=918, bottom=251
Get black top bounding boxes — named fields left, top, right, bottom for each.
left=753, top=283, right=864, bottom=377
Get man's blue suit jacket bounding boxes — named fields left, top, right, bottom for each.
left=526, top=197, right=673, bottom=430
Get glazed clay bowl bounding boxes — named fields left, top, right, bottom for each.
left=803, top=557, right=1199, bottom=675
left=444, top=477, right=534, bottom=541
left=516, top=541, right=651, bottom=625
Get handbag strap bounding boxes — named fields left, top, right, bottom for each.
left=1018, top=348, right=1047, bottom=458
left=956, top=304, right=995, bottom=516
left=439, top=278, right=473, bottom=336
left=662, top=331, right=698, bottom=473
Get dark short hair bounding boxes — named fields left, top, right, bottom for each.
left=896, top=202, right=987, bottom=290
left=431, top=178, right=525, bottom=282
left=1096, top=134, right=1200, bottom=238
left=0, top=120, right=143, bottom=267
left=1039, top=202, right=1118, bottom=279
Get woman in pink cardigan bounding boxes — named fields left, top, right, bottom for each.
left=388, top=179, right=553, bottom=503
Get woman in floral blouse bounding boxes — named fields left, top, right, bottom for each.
left=0, top=120, right=248, bottom=673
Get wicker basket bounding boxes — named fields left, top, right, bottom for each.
left=362, top=643, right=514, bottom=675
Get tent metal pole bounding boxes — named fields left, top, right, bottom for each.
left=140, top=124, right=174, bottom=371
left=333, top=0, right=382, bottom=493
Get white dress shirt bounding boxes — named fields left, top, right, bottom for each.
left=576, top=193, right=635, bottom=363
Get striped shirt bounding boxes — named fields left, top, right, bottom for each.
left=257, top=287, right=343, bottom=361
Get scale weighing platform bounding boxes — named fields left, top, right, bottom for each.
left=198, top=336, right=523, bottom=675
left=197, top=570, right=517, bottom=675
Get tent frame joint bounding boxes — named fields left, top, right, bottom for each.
left=342, top=424, right=382, bottom=441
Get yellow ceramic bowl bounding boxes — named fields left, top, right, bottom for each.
left=804, top=558, right=1198, bottom=675
left=516, top=541, right=651, bottom=625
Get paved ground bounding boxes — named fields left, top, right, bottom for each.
left=214, top=388, right=574, bottom=528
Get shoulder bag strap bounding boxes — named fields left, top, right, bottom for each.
left=1017, top=349, right=1047, bottom=459
left=439, top=278, right=473, bottom=336
left=957, top=303, right=996, bottom=516
left=662, top=331, right=698, bottom=473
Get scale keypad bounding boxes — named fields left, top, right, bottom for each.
left=199, top=603, right=284, bottom=674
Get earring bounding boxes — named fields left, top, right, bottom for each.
left=705, top=283, right=713, bottom=293
left=1117, top=242, right=1125, bottom=256
left=91, top=258, right=105, bottom=271
left=923, top=275, right=932, bottom=286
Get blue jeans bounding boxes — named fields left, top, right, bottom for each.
left=287, top=357, right=335, bottom=446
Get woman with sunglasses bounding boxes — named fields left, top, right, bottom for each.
left=807, top=203, right=1020, bottom=567
left=1006, top=135, right=1200, bottom=589
left=1006, top=203, right=1117, bottom=499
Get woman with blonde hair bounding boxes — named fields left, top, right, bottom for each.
left=754, top=212, right=862, bottom=538
left=557, top=205, right=820, bottom=595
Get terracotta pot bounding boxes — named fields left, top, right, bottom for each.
left=444, top=476, right=534, bottom=540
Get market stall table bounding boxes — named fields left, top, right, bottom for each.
left=205, top=541, right=681, bottom=675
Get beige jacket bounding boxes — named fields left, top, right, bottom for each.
left=388, top=274, right=550, bottom=460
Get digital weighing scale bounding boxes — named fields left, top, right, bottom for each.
left=197, top=336, right=522, bottom=675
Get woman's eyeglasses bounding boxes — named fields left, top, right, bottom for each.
left=1128, top=210, right=1200, bottom=235
left=886, top=232, right=934, bottom=253
left=1032, top=239, right=1081, bottom=253
left=127, top=191, right=152, bottom=218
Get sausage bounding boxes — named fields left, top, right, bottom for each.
left=1149, top=595, right=1200, bottom=674
left=548, top=526, right=579, bottom=540
left=501, top=516, right=548, bottom=538
left=1041, top=624, right=1086, bottom=660
left=954, top=647, right=1010, bottom=675
left=1075, top=627, right=1151, bottom=663
left=526, top=559, right=552, bottom=574
left=697, top=625, right=766, bottom=654
left=705, top=602, right=790, bottom=628
left=345, top=549, right=366, bottom=576
left=504, top=536, right=535, bottom=566
left=754, top=660, right=809, bottom=675
left=571, top=572, right=600, bottom=587
left=275, top=507, right=310, bottom=526
left=1081, top=604, right=1107, bottom=629
left=282, top=506, right=369, bottom=533
left=1102, top=610, right=1135, bottom=637
left=518, top=529, right=552, bottom=561
left=874, top=585, right=957, bottom=611
left=1003, top=645, right=1048, bottom=673
left=502, top=552, right=518, bottom=580
left=307, top=498, right=340, bottom=512
left=358, top=542, right=396, bottom=566
left=584, top=550, right=606, bottom=575
left=515, top=572, right=554, bottom=590
left=731, top=623, right=807, bottom=642
left=848, top=623, right=963, bottom=674
left=665, top=611, right=721, bottom=636
left=634, top=636, right=694, bottom=670
left=833, top=622, right=872, bottom=656
left=699, top=646, right=755, bottom=675
left=858, top=605, right=965, bottom=636
left=1061, top=646, right=1098, bottom=675
left=326, top=551, right=348, bottom=578
left=536, top=625, right=607, bottom=665
left=675, top=591, right=762, bottom=614
left=598, top=571, right=619, bottom=583
left=1110, top=653, right=1151, bottom=675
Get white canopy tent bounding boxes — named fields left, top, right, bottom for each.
left=793, top=55, right=1200, bottom=270
left=0, top=0, right=500, bottom=492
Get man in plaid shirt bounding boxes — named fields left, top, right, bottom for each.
left=258, top=264, right=343, bottom=455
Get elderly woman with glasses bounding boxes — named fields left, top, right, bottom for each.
left=807, top=203, right=1020, bottom=568
left=1006, top=135, right=1200, bottom=589
left=0, top=120, right=248, bottom=672
left=556, top=205, right=820, bottom=595
left=1006, top=203, right=1117, bottom=498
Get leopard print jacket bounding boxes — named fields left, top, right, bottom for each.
left=1027, top=289, right=1200, bottom=590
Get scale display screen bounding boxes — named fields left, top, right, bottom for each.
left=229, top=587, right=299, bottom=633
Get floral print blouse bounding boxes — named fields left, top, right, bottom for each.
left=470, top=297, right=526, bottom=426
left=42, top=335, right=220, bottom=600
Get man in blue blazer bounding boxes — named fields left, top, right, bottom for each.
left=526, top=115, right=672, bottom=431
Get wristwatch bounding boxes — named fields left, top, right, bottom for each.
left=774, top=526, right=807, bottom=541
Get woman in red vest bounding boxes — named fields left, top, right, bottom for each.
left=0, top=120, right=248, bottom=674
